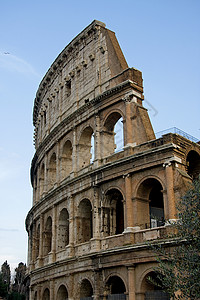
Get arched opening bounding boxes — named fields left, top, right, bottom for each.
left=61, top=140, right=72, bottom=179
left=35, top=224, right=40, bottom=258
left=103, top=112, right=124, bottom=157
left=141, top=272, right=170, bottom=300
left=78, top=126, right=94, bottom=169
left=39, top=163, right=45, bottom=197
left=137, top=179, right=164, bottom=229
left=48, top=153, right=56, bottom=189
left=77, top=199, right=93, bottom=243
left=42, top=288, right=50, bottom=300
left=80, top=279, right=93, bottom=300
left=56, top=285, right=68, bottom=300
left=57, top=208, right=69, bottom=250
left=103, top=189, right=124, bottom=236
left=186, top=150, right=200, bottom=179
left=106, top=276, right=126, bottom=299
left=43, top=216, right=52, bottom=256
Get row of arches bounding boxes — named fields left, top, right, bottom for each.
left=31, top=178, right=167, bottom=260
left=35, top=271, right=170, bottom=300
left=37, top=112, right=124, bottom=197
left=37, top=276, right=127, bottom=300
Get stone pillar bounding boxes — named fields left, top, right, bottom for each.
left=36, top=167, right=40, bottom=202
left=51, top=205, right=57, bottom=262
left=164, top=162, right=176, bottom=220
left=68, top=195, right=75, bottom=256
left=56, top=141, right=60, bottom=184
left=50, top=280, right=54, bottom=300
left=39, top=214, right=44, bottom=266
left=127, top=265, right=136, bottom=300
left=124, top=174, right=134, bottom=230
left=72, top=127, right=77, bottom=173
left=44, top=156, right=48, bottom=193
left=94, top=114, right=101, bottom=162
left=93, top=186, right=100, bottom=239
left=124, top=99, right=133, bottom=146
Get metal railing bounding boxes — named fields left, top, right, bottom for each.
left=156, top=127, right=199, bottom=143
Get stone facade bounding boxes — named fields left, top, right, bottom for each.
left=26, top=20, right=200, bottom=300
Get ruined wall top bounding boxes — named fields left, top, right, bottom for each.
left=33, top=20, right=142, bottom=133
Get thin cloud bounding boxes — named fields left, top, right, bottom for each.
left=0, top=52, right=41, bottom=77
left=0, top=228, right=19, bottom=232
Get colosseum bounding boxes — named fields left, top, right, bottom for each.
left=26, top=20, right=200, bottom=300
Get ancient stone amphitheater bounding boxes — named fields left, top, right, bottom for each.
left=26, top=20, right=200, bottom=300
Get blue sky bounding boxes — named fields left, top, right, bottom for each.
left=0, top=0, right=199, bottom=272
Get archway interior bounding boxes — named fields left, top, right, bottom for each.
left=56, top=285, right=68, bottom=300
left=186, top=150, right=200, bottom=179
left=79, top=126, right=94, bottom=168
left=77, top=199, right=93, bottom=243
left=61, top=140, right=72, bottom=179
left=137, top=179, right=164, bottom=229
left=103, top=112, right=124, bottom=157
left=49, top=153, right=56, bottom=189
left=107, top=276, right=126, bottom=296
left=149, top=181, right=164, bottom=228
left=103, top=189, right=124, bottom=236
left=80, top=279, right=93, bottom=299
left=44, top=216, right=52, bottom=255
left=143, top=272, right=170, bottom=300
left=42, top=288, right=50, bottom=300
left=57, top=208, right=69, bottom=250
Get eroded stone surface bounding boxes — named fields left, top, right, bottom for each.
left=26, top=20, right=200, bottom=300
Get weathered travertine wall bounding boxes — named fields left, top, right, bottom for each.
left=26, top=20, right=200, bottom=300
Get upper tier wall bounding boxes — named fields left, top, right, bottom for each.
left=33, top=20, right=143, bottom=149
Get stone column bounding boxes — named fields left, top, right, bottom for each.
left=72, top=127, right=77, bottom=173
left=164, top=162, right=176, bottom=220
left=124, top=174, right=134, bottom=229
left=93, top=186, right=100, bottom=239
left=69, top=195, right=75, bottom=256
left=124, top=99, right=133, bottom=146
left=44, top=156, right=48, bottom=193
left=39, top=214, right=44, bottom=266
left=56, top=141, right=60, bottom=184
left=94, top=114, right=101, bottom=162
left=50, top=280, right=54, bottom=300
left=51, top=205, right=57, bottom=262
left=127, top=265, right=136, bottom=300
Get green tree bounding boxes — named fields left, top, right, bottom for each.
left=1, top=261, right=10, bottom=290
left=152, top=177, right=200, bottom=299
left=0, top=273, right=8, bottom=298
left=12, top=263, right=26, bottom=295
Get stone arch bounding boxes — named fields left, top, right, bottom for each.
left=42, top=288, right=50, bottom=300
left=39, top=163, right=45, bottom=197
left=186, top=150, right=200, bottom=179
left=136, top=177, right=165, bottom=229
left=140, top=271, right=170, bottom=300
left=61, top=140, right=72, bottom=180
left=48, top=152, right=57, bottom=189
left=57, top=208, right=69, bottom=250
left=43, top=216, right=52, bottom=255
left=103, top=111, right=124, bottom=157
left=78, top=125, right=94, bottom=169
left=77, top=199, right=93, bottom=243
left=35, top=223, right=40, bottom=258
left=56, top=284, right=68, bottom=300
left=103, top=188, right=124, bottom=236
left=106, top=275, right=126, bottom=298
left=80, top=278, right=93, bottom=299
